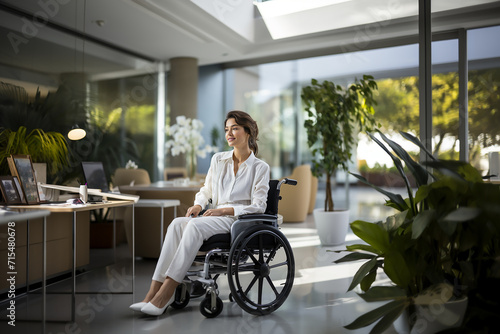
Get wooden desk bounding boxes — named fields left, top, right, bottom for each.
left=9, top=199, right=135, bottom=212
left=8, top=200, right=136, bottom=321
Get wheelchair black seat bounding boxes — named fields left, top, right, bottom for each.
left=199, top=233, right=231, bottom=251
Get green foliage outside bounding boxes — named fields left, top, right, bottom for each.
left=373, top=68, right=500, bottom=170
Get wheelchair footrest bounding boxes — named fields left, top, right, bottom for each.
left=187, top=264, right=204, bottom=272
left=196, top=277, right=215, bottom=286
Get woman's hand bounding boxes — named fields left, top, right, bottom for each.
left=186, top=205, right=203, bottom=217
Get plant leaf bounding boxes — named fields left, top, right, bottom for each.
left=334, top=252, right=377, bottom=263
left=400, top=131, right=436, bottom=161
left=350, top=220, right=391, bottom=254
left=414, top=185, right=431, bottom=204
left=344, top=299, right=408, bottom=330
left=370, top=302, right=407, bottom=334
left=438, top=220, right=459, bottom=236
left=377, top=130, right=431, bottom=187
left=424, top=160, right=466, bottom=180
left=345, top=243, right=381, bottom=254
left=412, top=209, right=435, bottom=239
left=385, top=210, right=408, bottom=231
left=358, top=286, right=407, bottom=302
left=361, top=269, right=378, bottom=292
left=369, top=132, right=415, bottom=215
left=348, top=257, right=380, bottom=291
left=384, top=252, right=412, bottom=288
left=443, top=207, right=481, bottom=222
left=350, top=172, right=408, bottom=212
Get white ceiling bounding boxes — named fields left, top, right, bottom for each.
left=1, top=0, right=500, bottom=83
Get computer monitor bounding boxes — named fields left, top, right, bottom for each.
left=81, top=162, right=110, bottom=192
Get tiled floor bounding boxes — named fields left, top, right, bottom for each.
left=1, top=186, right=407, bottom=334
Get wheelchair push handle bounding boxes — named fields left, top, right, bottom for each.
left=278, top=178, right=297, bottom=191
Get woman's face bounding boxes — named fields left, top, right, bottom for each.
left=225, top=117, right=249, bottom=149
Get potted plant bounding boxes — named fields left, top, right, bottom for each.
left=334, top=130, right=500, bottom=333
left=165, top=116, right=215, bottom=180
left=0, top=126, right=69, bottom=179
left=301, top=75, right=378, bottom=245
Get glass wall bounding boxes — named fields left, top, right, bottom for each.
left=0, top=3, right=157, bottom=183
left=89, top=74, right=158, bottom=180
left=230, top=44, right=422, bottom=180
left=467, top=26, right=500, bottom=173
left=227, top=25, right=500, bottom=182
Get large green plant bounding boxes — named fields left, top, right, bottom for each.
left=301, top=75, right=378, bottom=211
left=0, top=126, right=69, bottom=178
left=335, top=131, right=500, bottom=333
left=1, top=81, right=86, bottom=183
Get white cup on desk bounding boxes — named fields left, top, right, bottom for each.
left=79, top=184, right=88, bottom=203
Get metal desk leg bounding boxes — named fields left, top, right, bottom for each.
left=26, top=220, right=30, bottom=293
left=132, top=204, right=135, bottom=296
left=72, top=211, right=77, bottom=322
left=113, top=207, right=116, bottom=263
left=42, top=215, right=46, bottom=333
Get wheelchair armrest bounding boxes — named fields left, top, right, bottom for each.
left=238, top=213, right=277, bottom=221
left=230, top=213, right=279, bottom=244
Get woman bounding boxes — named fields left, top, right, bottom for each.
left=130, top=110, right=270, bottom=316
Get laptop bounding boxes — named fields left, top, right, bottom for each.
left=81, top=162, right=141, bottom=204
left=81, top=162, right=118, bottom=202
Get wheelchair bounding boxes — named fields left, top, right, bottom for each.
left=170, top=178, right=297, bottom=318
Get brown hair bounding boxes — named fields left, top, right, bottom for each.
left=225, top=110, right=259, bottom=156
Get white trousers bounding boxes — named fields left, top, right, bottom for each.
left=152, top=215, right=235, bottom=283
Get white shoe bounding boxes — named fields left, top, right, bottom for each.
left=129, top=302, right=147, bottom=311
left=141, top=294, right=176, bottom=316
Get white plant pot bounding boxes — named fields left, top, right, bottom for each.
left=411, top=297, right=468, bottom=334
left=313, top=208, right=350, bottom=246
left=393, top=297, right=468, bottom=334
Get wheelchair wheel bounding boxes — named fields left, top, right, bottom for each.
left=227, top=224, right=294, bottom=316
left=200, top=295, right=223, bottom=318
left=171, top=283, right=190, bottom=309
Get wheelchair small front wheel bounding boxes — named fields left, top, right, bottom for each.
left=227, top=224, right=294, bottom=316
left=171, top=284, right=190, bottom=309
left=199, top=296, right=223, bottom=318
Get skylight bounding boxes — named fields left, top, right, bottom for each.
left=255, top=0, right=391, bottom=40
left=255, top=0, right=500, bottom=40
left=254, top=0, right=352, bottom=17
